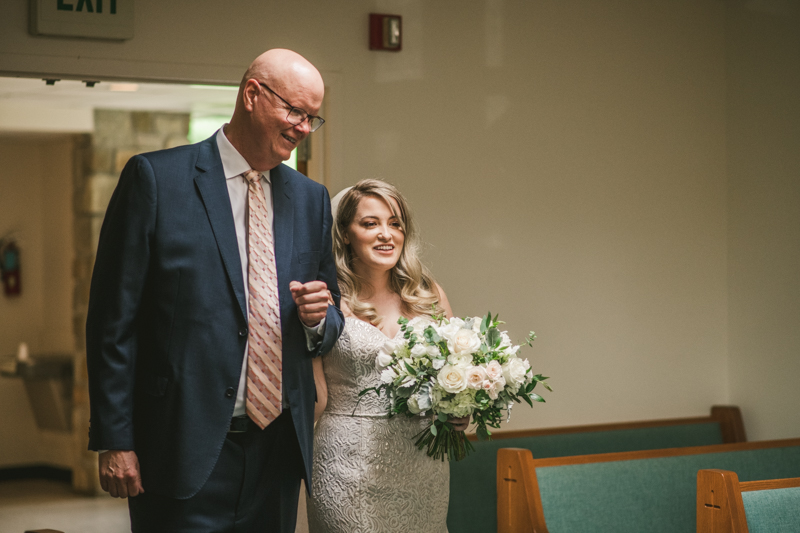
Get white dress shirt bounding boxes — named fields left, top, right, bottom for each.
left=215, top=126, right=324, bottom=417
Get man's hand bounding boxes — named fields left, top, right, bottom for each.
left=290, top=280, right=330, bottom=327
left=99, top=450, right=144, bottom=498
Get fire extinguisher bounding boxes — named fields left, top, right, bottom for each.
left=1, top=240, right=21, bottom=297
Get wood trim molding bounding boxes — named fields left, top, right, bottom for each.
left=740, top=476, right=800, bottom=492
left=469, top=405, right=746, bottom=443
left=532, top=438, right=800, bottom=468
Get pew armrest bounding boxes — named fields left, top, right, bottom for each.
left=497, top=448, right=549, bottom=533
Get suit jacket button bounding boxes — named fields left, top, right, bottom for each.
left=225, top=387, right=235, bottom=398
left=239, top=328, right=247, bottom=337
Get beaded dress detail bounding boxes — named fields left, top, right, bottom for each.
left=307, top=317, right=449, bottom=533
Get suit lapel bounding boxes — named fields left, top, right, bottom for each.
left=193, top=139, right=247, bottom=320
left=270, top=164, right=294, bottom=329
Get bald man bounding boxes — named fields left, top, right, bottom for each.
left=86, top=49, right=345, bottom=532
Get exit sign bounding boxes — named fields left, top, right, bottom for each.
left=30, top=0, right=134, bottom=40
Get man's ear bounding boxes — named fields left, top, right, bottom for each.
left=242, top=80, right=259, bottom=112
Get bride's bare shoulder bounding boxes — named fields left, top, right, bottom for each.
left=434, top=283, right=454, bottom=319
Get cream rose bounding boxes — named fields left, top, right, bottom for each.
left=485, top=360, right=504, bottom=381
left=482, top=377, right=506, bottom=399
left=437, top=364, right=468, bottom=393
left=448, top=328, right=481, bottom=355
left=439, top=322, right=461, bottom=341
left=447, top=352, right=473, bottom=368
left=502, top=357, right=528, bottom=388
left=466, top=366, right=488, bottom=390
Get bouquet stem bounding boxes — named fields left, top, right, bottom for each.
left=414, top=419, right=475, bottom=461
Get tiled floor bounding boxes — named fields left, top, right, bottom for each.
left=0, top=479, right=311, bottom=533
left=0, top=479, right=129, bottom=533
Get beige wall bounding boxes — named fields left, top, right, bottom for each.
left=0, top=0, right=793, bottom=440
left=0, top=136, right=75, bottom=468
left=726, top=1, right=800, bottom=441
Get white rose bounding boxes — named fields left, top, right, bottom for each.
left=439, top=322, right=461, bottom=341
left=499, top=332, right=513, bottom=349
left=471, top=318, right=482, bottom=333
left=437, top=364, right=468, bottom=393
left=447, top=352, right=473, bottom=368
left=448, top=328, right=481, bottom=355
left=383, top=339, right=400, bottom=355
left=502, top=358, right=528, bottom=388
left=432, top=358, right=446, bottom=370
left=407, top=316, right=434, bottom=331
left=426, top=345, right=441, bottom=358
left=449, top=317, right=466, bottom=328
left=466, top=366, right=488, bottom=390
left=410, top=344, right=428, bottom=358
left=380, top=367, right=397, bottom=384
left=376, top=350, right=393, bottom=369
left=485, top=360, right=504, bottom=381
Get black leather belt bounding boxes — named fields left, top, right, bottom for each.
left=228, top=415, right=254, bottom=433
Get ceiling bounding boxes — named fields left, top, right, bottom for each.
left=0, top=76, right=237, bottom=134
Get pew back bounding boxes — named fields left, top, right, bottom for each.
left=449, top=406, right=745, bottom=532
left=697, top=469, right=800, bottom=533
left=498, top=438, right=800, bottom=533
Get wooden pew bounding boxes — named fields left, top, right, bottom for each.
left=497, top=438, right=800, bottom=533
left=697, top=469, right=800, bottom=532
left=448, top=406, right=745, bottom=532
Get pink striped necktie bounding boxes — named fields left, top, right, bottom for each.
left=243, top=169, right=283, bottom=429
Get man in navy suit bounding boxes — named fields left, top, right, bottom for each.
left=86, top=49, right=344, bottom=532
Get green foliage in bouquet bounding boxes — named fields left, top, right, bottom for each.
left=358, top=311, right=551, bottom=461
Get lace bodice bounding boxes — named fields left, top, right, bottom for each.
left=323, top=317, right=396, bottom=416
left=307, top=317, right=450, bottom=533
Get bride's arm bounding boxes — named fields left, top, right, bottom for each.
left=313, top=356, right=328, bottom=423
left=313, top=297, right=351, bottom=423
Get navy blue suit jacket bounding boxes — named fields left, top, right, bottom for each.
left=86, top=136, right=344, bottom=499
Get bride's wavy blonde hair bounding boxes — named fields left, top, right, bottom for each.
left=332, top=179, right=444, bottom=325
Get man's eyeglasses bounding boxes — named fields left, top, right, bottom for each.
left=256, top=81, right=325, bottom=133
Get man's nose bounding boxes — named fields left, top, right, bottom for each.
left=293, top=119, right=311, bottom=137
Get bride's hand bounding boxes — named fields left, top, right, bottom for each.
left=447, top=416, right=470, bottom=432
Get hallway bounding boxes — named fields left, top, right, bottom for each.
left=0, top=479, right=128, bottom=533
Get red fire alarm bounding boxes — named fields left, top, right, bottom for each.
left=370, top=13, right=402, bottom=51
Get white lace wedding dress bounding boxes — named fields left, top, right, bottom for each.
left=307, top=317, right=450, bottom=533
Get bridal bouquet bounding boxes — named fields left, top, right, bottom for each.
left=359, top=312, right=551, bottom=461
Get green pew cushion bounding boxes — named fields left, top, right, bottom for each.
left=742, top=486, right=800, bottom=533
left=537, top=446, right=800, bottom=533
left=448, top=422, right=724, bottom=533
